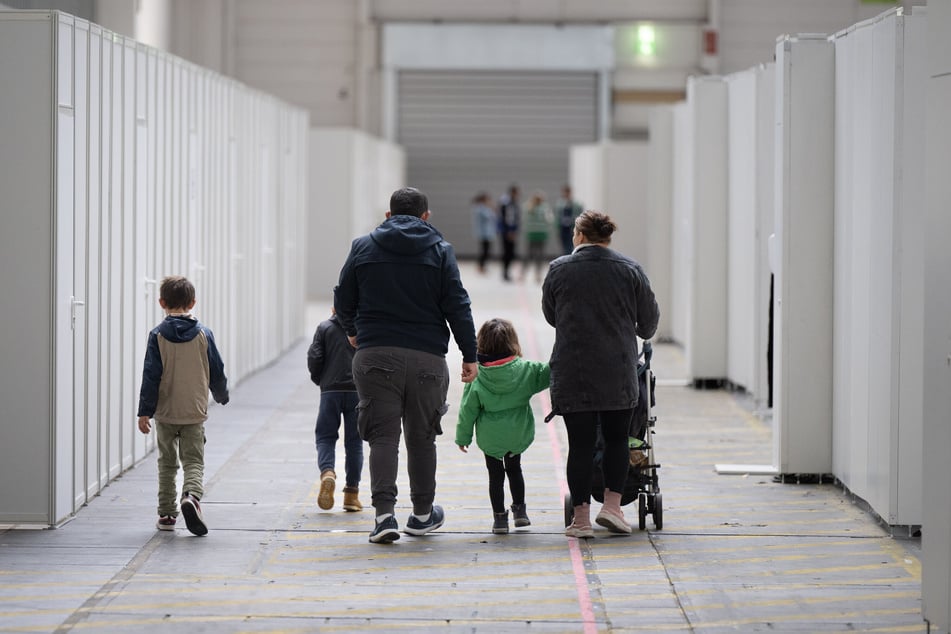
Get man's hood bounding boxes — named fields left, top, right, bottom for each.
left=157, top=315, right=201, bottom=343
left=370, top=215, right=443, bottom=255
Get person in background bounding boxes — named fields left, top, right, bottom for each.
left=521, top=190, right=553, bottom=283
left=497, top=184, right=521, bottom=282
left=554, top=185, right=583, bottom=256
left=471, top=191, right=497, bottom=274
left=542, top=211, right=659, bottom=538
left=334, top=186, right=479, bottom=544
left=137, top=275, right=229, bottom=537
left=307, top=307, right=363, bottom=513
left=455, top=318, right=550, bottom=535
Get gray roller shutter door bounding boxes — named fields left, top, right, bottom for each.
left=397, top=71, right=599, bottom=258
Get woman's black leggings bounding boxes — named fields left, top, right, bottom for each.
left=563, top=409, right=633, bottom=506
left=484, top=453, right=525, bottom=513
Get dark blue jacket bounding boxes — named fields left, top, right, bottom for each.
left=333, top=214, right=478, bottom=362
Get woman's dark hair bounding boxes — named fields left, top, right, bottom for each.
left=574, top=210, right=616, bottom=245
left=476, top=318, right=522, bottom=358
left=390, top=187, right=429, bottom=217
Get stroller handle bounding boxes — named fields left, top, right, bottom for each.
left=638, top=341, right=653, bottom=374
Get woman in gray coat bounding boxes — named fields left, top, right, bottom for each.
left=542, top=211, right=659, bottom=538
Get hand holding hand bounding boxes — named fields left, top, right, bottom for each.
left=461, top=362, right=478, bottom=383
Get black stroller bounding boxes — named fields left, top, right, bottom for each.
left=561, top=342, right=662, bottom=531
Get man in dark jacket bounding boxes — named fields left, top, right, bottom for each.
left=334, top=187, right=479, bottom=544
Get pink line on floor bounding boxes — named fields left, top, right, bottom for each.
left=517, top=286, right=598, bottom=633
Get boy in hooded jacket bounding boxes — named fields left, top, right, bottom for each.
left=137, top=276, right=229, bottom=536
left=307, top=308, right=363, bottom=512
left=455, top=318, right=550, bottom=534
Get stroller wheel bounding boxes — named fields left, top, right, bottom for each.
left=564, top=493, right=574, bottom=528
left=637, top=492, right=648, bottom=531
left=652, top=493, right=663, bottom=530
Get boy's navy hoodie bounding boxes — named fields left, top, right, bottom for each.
left=137, top=315, right=229, bottom=425
left=333, top=214, right=477, bottom=362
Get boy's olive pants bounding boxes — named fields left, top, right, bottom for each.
left=155, top=421, right=206, bottom=517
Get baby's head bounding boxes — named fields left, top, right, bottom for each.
left=159, top=275, right=196, bottom=313
left=477, top=318, right=522, bottom=358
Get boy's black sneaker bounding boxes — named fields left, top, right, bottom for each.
left=369, top=515, right=400, bottom=544
left=180, top=494, right=208, bottom=536
left=404, top=505, right=445, bottom=536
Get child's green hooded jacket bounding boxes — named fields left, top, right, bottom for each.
left=455, top=357, right=551, bottom=459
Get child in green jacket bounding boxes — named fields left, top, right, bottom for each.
left=456, top=318, right=551, bottom=534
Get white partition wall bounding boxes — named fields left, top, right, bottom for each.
left=831, top=9, right=926, bottom=528
left=0, top=11, right=309, bottom=526
left=569, top=144, right=605, bottom=214
left=772, top=35, right=835, bottom=475
left=307, top=128, right=406, bottom=301
left=670, top=102, right=691, bottom=352
left=568, top=142, right=650, bottom=264
left=726, top=64, right=775, bottom=405
left=646, top=108, right=673, bottom=341
left=922, top=0, right=951, bottom=628
left=670, top=77, right=729, bottom=384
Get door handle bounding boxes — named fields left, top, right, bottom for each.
left=70, top=296, right=85, bottom=330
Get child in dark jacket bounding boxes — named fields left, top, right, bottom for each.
left=307, top=309, right=363, bottom=512
left=455, top=318, right=550, bottom=534
left=137, top=275, right=229, bottom=536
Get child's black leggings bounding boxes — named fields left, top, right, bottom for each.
left=484, top=453, right=525, bottom=514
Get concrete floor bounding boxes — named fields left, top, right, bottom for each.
left=0, top=261, right=925, bottom=633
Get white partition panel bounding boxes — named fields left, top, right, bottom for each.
left=0, top=10, right=309, bottom=527
left=754, top=65, right=776, bottom=408
left=726, top=64, right=775, bottom=406
left=646, top=107, right=674, bottom=341
left=307, top=128, right=406, bottom=301
left=726, top=71, right=757, bottom=394
left=72, top=20, right=89, bottom=510
left=772, top=35, right=835, bottom=475
left=670, top=78, right=728, bottom=384
left=569, top=144, right=605, bottom=216
left=568, top=142, right=649, bottom=264
left=606, top=143, right=649, bottom=263
left=670, top=101, right=692, bottom=351
left=922, top=1, right=951, bottom=629
left=831, top=9, right=925, bottom=527
left=690, top=78, right=729, bottom=383
left=53, top=12, right=76, bottom=524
